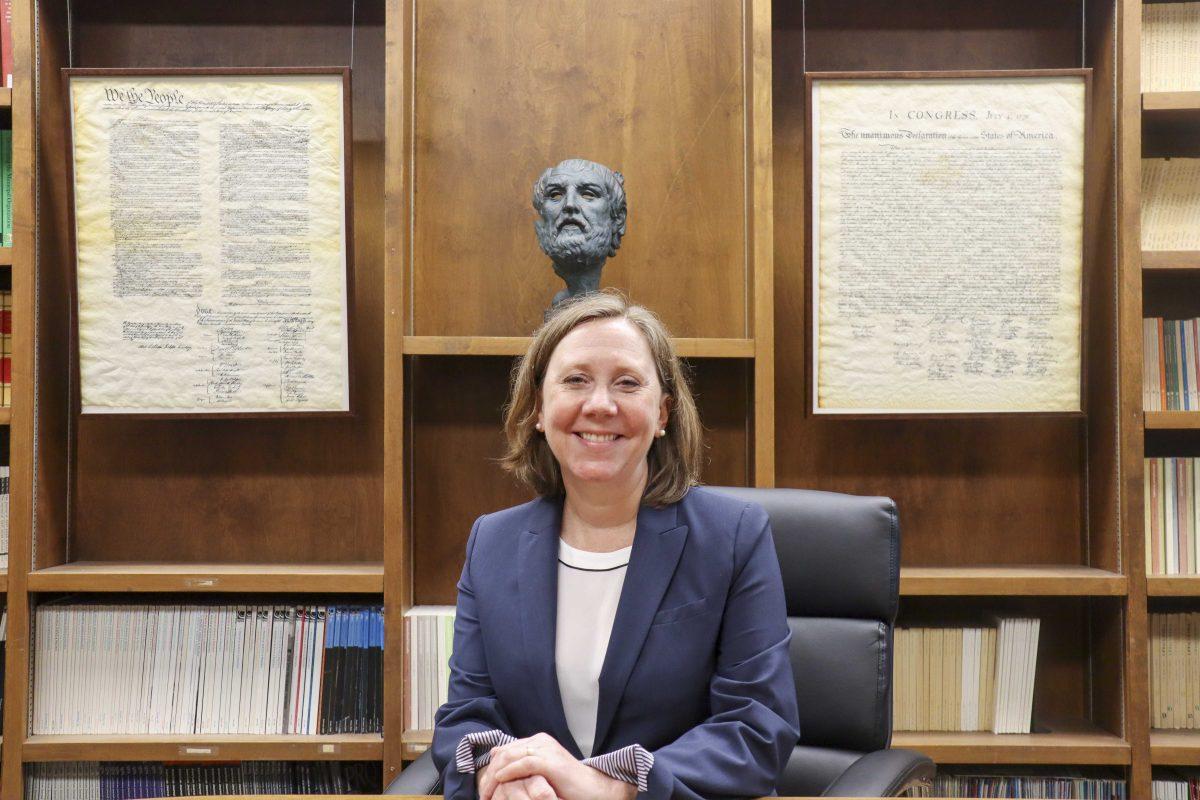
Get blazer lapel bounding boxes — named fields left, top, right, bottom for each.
left=517, top=498, right=582, bottom=758
left=591, top=501, right=688, bottom=754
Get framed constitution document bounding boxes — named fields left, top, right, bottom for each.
left=66, top=68, right=353, bottom=416
left=808, top=71, right=1088, bottom=415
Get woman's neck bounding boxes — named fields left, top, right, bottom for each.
left=560, top=470, right=646, bottom=552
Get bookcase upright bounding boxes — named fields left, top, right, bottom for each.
left=0, top=0, right=1174, bottom=798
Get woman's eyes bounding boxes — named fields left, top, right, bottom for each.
left=562, top=375, right=642, bottom=390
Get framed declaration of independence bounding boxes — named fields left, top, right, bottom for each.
left=65, top=67, right=353, bottom=417
left=807, top=70, right=1089, bottom=416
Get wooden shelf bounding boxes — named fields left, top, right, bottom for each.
left=0, top=407, right=11, bottom=426
left=1147, top=575, right=1200, bottom=596
left=1143, top=251, right=1200, bottom=271
left=1150, top=730, right=1200, bottom=765
left=892, top=726, right=1131, bottom=765
left=403, top=336, right=756, bottom=358
left=0, top=88, right=10, bottom=108
left=402, top=729, right=433, bottom=760
left=21, top=734, right=383, bottom=762
left=1144, top=91, right=1200, bottom=114
left=26, top=562, right=384, bottom=593
left=900, top=566, right=1127, bottom=596
left=0, top=247, right=12, bottom=266
left=1145, top=411, right=1200, bottom=430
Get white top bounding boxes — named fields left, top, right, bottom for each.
left=555, top=537, right=631, bottom=758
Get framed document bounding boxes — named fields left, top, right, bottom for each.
left=66, top=68, right=353, bottom=416
left=808, top=70, right=1088, bottom=415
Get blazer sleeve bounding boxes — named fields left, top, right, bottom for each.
left=640, top=503, right=801, bottom=800
left=432, top=516, right=516, bottom=800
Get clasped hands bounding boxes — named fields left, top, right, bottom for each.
left=477, top=733, right=637, bottom=800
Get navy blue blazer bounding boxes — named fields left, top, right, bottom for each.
left=431, top=486, right=801, bottom=800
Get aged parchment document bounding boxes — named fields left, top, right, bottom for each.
left=812, top=75, right=1085, bottom=413
left=70, top=73, right=349, bottom=413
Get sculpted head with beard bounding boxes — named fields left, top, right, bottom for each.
left=532, top=159, right=627, bottom=310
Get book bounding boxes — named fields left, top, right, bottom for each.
left=908, top=766, right=1126, bottom=799
left=404, top=605, right=457, bottom=731
left=1143, top=2, right=1200, bottom=92
left=1143, top=159, right=1200, bottom=251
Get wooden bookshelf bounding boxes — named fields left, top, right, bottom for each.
left=1145, top=411, right=1200, bottom=430
left=0, top=246, right=12, bottom=266
left=26, top=562, right=385, bottom=593
left=1149, top=731, right=1200, bottom=765
left=21, top=734, right=384, bottom=762
left=892, top=727, right=1132, bottom=766
left=1146, top=575, right=1200, bottom=596
left=402, top=336, right=756, bottom=359
left=1143, top=251, right=1200, bottom=271
left=1143, top=91, right=1200, bottom=114
left=900, top=566, right=1127, bottom=596
left=400, top=729, right=432, bottom=761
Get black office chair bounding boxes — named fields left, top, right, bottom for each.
left=386, top=487, right=934, bottom=797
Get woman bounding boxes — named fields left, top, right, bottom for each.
left=432, top=291, right=799, bottom=800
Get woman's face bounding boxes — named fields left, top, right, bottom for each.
left=538, top=318, right=669, bottom=494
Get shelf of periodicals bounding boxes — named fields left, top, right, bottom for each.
left=20, top=734, right=383, bottom=762
left=24, top=563, right=384, bottom=593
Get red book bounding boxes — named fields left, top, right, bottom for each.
left=0, top=0, right=11, bottom=89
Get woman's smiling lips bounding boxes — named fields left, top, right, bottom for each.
left=576, top=431, right=621, bottom=443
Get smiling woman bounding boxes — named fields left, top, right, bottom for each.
left=430, top=290, right=800, bottom=800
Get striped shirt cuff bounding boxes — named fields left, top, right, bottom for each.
left=454, top=731, right=654, bottom=793
left=583, top=743, right=655, bottom=793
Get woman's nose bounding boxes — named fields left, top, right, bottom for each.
left=582, top=385, right=617, bottom=414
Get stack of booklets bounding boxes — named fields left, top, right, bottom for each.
left=31, top=603, right=383, bottom=735
left=1144, top=319, right=1200, bottom=412
left=908, top=767, right=1126, bottom=799
left=404, top=605, right=456, bottom=730
left=1142, top=1, right=1200, bottom=92
left=1142, top=159, right=1200, bottom=252
left=0, top=130, right=9, bottom=247
left=25, top=761, right=382, bottom=799
left=1145, top=458, right=1200, bottom=575
left=893, top=617, right=1041, bottom=734
left=1150, top=613, right=1200, bottom=729
left=1153, top=768, right=1200, bottom=800
left=0, top=464, right=9, bottom=569
left=0, top=288, right=11, bottom=407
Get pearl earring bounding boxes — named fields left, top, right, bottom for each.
left=656, top=429, right=666, bottom=438
left=535, top=422, right=544, bottom=432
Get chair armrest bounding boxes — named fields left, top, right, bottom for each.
left=384, top=749, right=443, bottom=796
left=821, top=748, right=934, bottom=797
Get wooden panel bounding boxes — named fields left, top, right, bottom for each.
left=26, top=562, right=383, bottom=593
left=900, top=566, right=1127, bottom=596
left=21, top=734, right=383, bottom=762
left=51, top=0, right=387, bottom=564
left=892, top=727, right=1131, bottom=765
left=773, top=2, right=1100, bottom=568
left=1149, top=730, right=1200, bottom=765
left=411, top=0, right=747, bottom=338
left=1147, top=575, right=1200, bottom=595
left=1145, top=411, right=1200, bottom=430
left=403, top=336, right=757, bottom=358
left=410, top=356, right=750, bottom=605
left=1143, top=251, right=1200, bottom=270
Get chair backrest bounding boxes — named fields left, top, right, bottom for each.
left=708, top=487, right=900, bottom=755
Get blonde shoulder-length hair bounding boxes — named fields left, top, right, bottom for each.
left=500, top=290, right=702, bottom=506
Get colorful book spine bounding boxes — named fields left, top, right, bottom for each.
left=1143, top=318, right=1200, bottom=411
left=0, top=0, right=11, bottom=89
left=1, top=287, right=11, bottom=407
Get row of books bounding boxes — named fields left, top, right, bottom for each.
left=1142, top=159, right=1200, bottom=252
left=1142, top=1, right=1200, bottom=93
left=1143, top=318, right=1200, bottom=412
left=25, top=761, right=382, bottom=799
left=405, top=605, right=455, bottom=730
left=0, top=129, right=11, bottom=248
left=1151, top=613, right=1200, bottom=729
left=32, top=604, right=383, bottom=735
left=893, top=618, right=1040, bottom=734
left=0, top=464, right=9, bottom=569
left=910, top=769, right=1126, bottom=799
left=1145, top=458, right=1200, bottom=576
left=1154, top=769, right=1200, bottom=800
left=1, top=288, right=11, bottom=409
